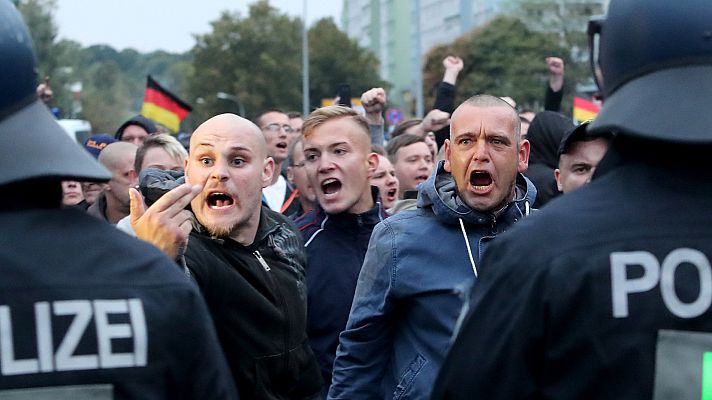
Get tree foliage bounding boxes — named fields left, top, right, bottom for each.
left=423, top=16, right=568, bottom=111
left=188, top=0, right=386, bottom=124
left=308, top=18, right=387, bottom=110
left=505, top=0, right=606, bottom=100
left=16, top=0, right=192, bottom=133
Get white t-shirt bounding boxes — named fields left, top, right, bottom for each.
left=263, top=174, right=287, bottom=212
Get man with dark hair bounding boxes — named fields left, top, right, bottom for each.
left=255, top=109, right=300, bottom=215
left=329, top=95, right=535, bottom=399
left=386, top=133, right=434, bottom=199
left=432, top=1, right=712, bottom=398
left=0, top=2, right=236, bottom=397
left=555, top=121, right=613, bottom=194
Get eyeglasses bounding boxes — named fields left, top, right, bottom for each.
left=262, top=123, right=294, bottom=134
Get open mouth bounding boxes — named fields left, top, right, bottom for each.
left=470, top=171, right=493, bottom=190
left=276, top=142, right=288, bottom=150
left=415, top=174, right=429, bottom=182
left=207, top=192, right=235, bottom=209
left=321, top=178, right=342, bottom=196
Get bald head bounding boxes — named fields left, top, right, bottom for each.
left=98, top=142, right=138, bottom=171
left=452, top=95, right=521, bottom=142
left=191, top=113, right=267, bottom=159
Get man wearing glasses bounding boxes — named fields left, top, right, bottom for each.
left=255, top=110, right=301, bottom=215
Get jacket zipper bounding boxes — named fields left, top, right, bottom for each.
left=254, top=247, right=292, bottom=370
left=253, top=250, right=271, bottom=271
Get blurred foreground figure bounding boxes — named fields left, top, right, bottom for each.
left=0, top=2, right=237, bottom=398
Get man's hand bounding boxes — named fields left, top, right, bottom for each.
left=442, top=56, right=464, bottom=85
left=361, top=87, right=387, bottom=125
left=130, top=183, right=202, bottom=259
left=421, top=109, right=451, bottom=133
left=546, top=57, right=565, bottom=92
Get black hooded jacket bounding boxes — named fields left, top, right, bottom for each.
left=524, top=111, right=573, bottom=208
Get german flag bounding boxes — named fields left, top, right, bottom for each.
left=141, top=76, right=192, bottom=132
left=573, top=96, right=600, bottom=123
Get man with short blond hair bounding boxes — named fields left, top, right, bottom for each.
left=295, top=105, right=386, bottom=386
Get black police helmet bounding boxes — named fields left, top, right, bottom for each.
left=0, top=0, right=110, bottom=186
left=588, top=0, right=712, bottom=142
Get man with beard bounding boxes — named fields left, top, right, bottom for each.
left=328, top=95, right=536, bottom=399
left=130, top=114, right=322, bottom=399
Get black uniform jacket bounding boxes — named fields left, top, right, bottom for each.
left=0, top=208, right=237, bottom=399
left=433, top=137, right=712, bottom=399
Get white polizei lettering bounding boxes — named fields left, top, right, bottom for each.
left=611, top=251, right=660, bottom=318
left=0, top=298, right=148, bottom=376
left=128, top=299, right=148, bottom=366
left=660, top=248, right=712, bottom=318
left=0, top=306, right=39, bottom=375
left=53, top=300, right=98, bottom=371
left=34, top=302, right=54, bottom=372
left=94, top=300, right=134, bottom=368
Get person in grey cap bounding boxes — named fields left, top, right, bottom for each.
left=431, top=0, right=712, bottom=399
left=0, top=2, right=237, bottom=398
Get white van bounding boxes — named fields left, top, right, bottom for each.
left=56, top=119, right=92, bottom=144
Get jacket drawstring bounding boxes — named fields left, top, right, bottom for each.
left=525, top=199, right=531, bottom=216
left=458, top=218, right=478, bottom=277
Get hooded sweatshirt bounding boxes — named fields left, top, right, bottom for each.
left=525, top=111, right=573, bottom=208
left=327, top=161, right=536, bottom=400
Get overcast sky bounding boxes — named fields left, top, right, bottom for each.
left=54, top=0, right=342, bottom=53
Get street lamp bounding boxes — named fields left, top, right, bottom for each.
left=216, top=92, right=246, bottom=117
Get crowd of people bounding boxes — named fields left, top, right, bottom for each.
left=3, top=0, right=712, bottom=398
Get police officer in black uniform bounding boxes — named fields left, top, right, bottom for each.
left=431, top=0, right=712, bottom=399
left=0, top=2, right=237, bottom=398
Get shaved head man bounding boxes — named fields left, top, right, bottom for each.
left=88, top=141, right=138, bottom=224
left=131, top=113, right=322, bottom=398
left=329, top=95, right=536, bottom=399
left=185, top=114, right=274, bottom=243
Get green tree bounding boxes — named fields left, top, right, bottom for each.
left=189, top=0, right=302, bottom=122
left=505, top=0, right=605, bottom=98
left=188, top=1, right=387, bottom=125
left=308, top=18, right=387, bottom=109
left=423, top=16, right=568, bottom=112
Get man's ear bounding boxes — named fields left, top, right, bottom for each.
left=555, top=168, right=563, bottom=192
left=183, top=158, right=191, bottom=184
left=518, top=139, right=530, bottom=173
left=443, top=139, right=452, bottom=173
left=367, top=152, right=379, bottom=175
left=262, top=157, right=276, bottom=188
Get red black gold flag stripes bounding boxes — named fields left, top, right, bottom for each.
left=141, top=76, right=192, bottom=132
